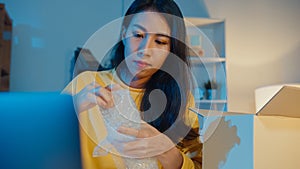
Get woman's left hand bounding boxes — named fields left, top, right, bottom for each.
left=116, top=122, right=183, bottom=169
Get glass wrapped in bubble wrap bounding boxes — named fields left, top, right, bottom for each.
left=93, top=89, right=158, bottom=169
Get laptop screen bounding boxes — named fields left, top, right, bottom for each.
left=0, top=92, right=82, bottom=169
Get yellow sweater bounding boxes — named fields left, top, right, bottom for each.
left=63, top=70, right=202, bottom=169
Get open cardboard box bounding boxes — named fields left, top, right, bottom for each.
left=190, top=84, right=300, bottom=169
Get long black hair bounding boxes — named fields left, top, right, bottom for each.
left=100, top=0, right=198, bottom=142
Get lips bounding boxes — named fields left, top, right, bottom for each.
left=134, top=60, right=150, bottom=68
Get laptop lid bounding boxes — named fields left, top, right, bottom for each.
left=0, top=92, right=82, bottom=169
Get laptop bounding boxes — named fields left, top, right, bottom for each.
left=0, top=92, right=82, bottom=169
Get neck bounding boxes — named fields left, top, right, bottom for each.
left=116, top=67, right=149, bottom=89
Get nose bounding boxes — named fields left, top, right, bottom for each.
left=137, top=35, right=153, bottom=57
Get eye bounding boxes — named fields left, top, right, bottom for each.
left=155, top=39, right=169, bottom=45
left=133, top=31, right=144, bottom=38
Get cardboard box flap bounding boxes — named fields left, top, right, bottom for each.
left=256, top=85, right=300, bottom=118
left=189, top=107, right=245, bottom=117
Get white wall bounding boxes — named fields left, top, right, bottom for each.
left=1, top=0, right=123, bottom=91
left=1, top=0, right=209, bottom=92
left=205, top=0, right=300, bottom=113
left=3, top=0, right=298, bottom=113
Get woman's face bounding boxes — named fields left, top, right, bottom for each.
left=122, top=12, right=171, bottom=79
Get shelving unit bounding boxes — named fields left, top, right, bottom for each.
left=185, top=17, right=227, bottom=111
left=0, top=4, right=12, bottom=91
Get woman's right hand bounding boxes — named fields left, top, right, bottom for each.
left=74, top=82, right=121, bottom=113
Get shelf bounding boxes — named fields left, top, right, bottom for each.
left=190, top=56, right=226, bottom=64
left=184, top=17, right=224, bottom=27
left=185, top=17, right=227, bottom=111
left=195, top=99, right=227, bottom=104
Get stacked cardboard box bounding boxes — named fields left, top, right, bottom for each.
left=0, top=3, right=12, bottom=91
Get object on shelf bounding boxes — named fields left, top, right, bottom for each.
left=187, top=30, right=205, bottom=57
left=189, top=46, right=205, bottom=57
left=193, top=87, right=205, bottom=100
left=189, top=34, right=201, bottom=46
left=204, top=80, right=217, bottom=100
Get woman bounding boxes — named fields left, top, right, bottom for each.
left=64, top=0, right=202, bottom=168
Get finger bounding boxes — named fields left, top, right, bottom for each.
left=95, top=95, right=110, bottom=108
left=140, top=123, right=160, bottom=136
left=93, top=87, right=115, bottom=108
left=121, top=139, right=164, bottom=158
left=117, top=126, right=139, bottom=137
left=85, top=92, right=106, bottom=107
left=85, top=87, right=112, bottom=109
left=121, top=140, right=147, bottom=157
left=75, top=91, right=102, bottom=112
left=105, top=84, right=122, bottom=91
left=122, top=135, right=175, bottom=158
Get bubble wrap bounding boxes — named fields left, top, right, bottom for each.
left=93, top=90, right=158, bottom=169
